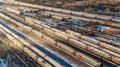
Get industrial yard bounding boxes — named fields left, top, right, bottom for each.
left=0, top=0, right=120, bottom=67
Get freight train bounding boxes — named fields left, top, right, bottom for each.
left=0, top=20, right=75, bottom=67
left=1, top=1, right=120, bottom=66
left=24, top=17, right=120, bottom=65
left=0, top=12, right=101, bottom=67
left=9, top=17, right=100, bottom=67
left=4, top=1, right=120, bottom=23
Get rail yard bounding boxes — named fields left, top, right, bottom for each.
left=0, top=0, right=120, bottom=67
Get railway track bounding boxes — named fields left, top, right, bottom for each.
left=12, top=9, right=119, bottom=44
left=0, top=20, right=77, bottom=67
left=0, top=7, right=100, bottom=67
left=3, top=7, right=120, bottom=46
left=27, top=11, right=120, bottom=47
left=0, top=38, right=39, bottom=67
left=0, top=8, right=119, bottom=66
left=0, top=1, right=120, bottom=67
left=6, top=1, right=120, bottom=23
left=38, top=11, right=120, bottom=36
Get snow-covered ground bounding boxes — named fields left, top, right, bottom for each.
left=0, top=59, right=7, bottom=67
left=0, top=54, right=20, bottom=67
